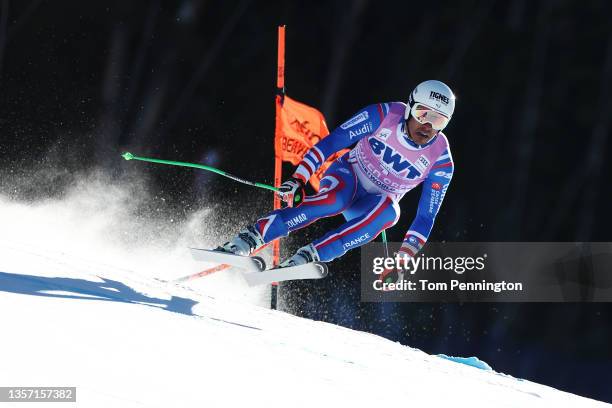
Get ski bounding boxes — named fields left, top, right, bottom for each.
left=242, top=262, right=328, bottom=286
left=189, top=248, right=328, bottom=286
left=190, top=248, right=266, bottom=272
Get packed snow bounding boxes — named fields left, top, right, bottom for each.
left=0, top=177, right=608, bottom=407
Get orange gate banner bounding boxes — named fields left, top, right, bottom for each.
left=275, top=95, right=328, bottom=164
left=274, top=95, right=348, bottom=191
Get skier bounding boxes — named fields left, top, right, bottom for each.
left=216, top=80, right=455, bottom=270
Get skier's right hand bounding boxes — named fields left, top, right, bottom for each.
left=379, top=251, right=409, bottom=288
left=380, top=266, right=405, bottom=287
left=277, top=177, right=306, bottom=208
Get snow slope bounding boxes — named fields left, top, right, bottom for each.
left=0, top=185, right=609, bottom=408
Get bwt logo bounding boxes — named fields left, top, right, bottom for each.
left=368, top=138, right=422, bottom=179
left=429, top=91, right=449, bottom=105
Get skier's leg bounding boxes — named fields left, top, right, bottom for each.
left=220, top=157, right=358, bottom=255
left=306, top=193, right=400, bottom=263
left=256, top=171, right=357, bottom=239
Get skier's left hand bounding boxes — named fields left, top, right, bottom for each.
left=277, top=177, right=306, bottom=208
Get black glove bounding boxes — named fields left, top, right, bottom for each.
left=277, top=177, right=306, bottom=208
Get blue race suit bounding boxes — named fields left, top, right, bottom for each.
left=255, top=102, right=453, bottom=262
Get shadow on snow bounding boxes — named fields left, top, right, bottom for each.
left=0, top=271, right=198, bottom=316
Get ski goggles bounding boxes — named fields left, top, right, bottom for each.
left=410, top=103, right=450, bottom=130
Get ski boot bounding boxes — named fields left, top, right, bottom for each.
left=216, top=225, right=265, bottom=256
left=279, top=244, right=320, bottom=268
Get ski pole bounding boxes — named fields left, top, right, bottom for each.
left=121, top=152, right=279, bottom=193
left=381, top=230, right=390, bottom=258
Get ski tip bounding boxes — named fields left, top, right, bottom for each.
left=122, top=152, right=134, bottom=161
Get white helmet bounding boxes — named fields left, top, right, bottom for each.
left=405, top=80, right=455, bottom=130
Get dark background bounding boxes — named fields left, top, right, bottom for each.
left=1, top=0, right=611, bottom=402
